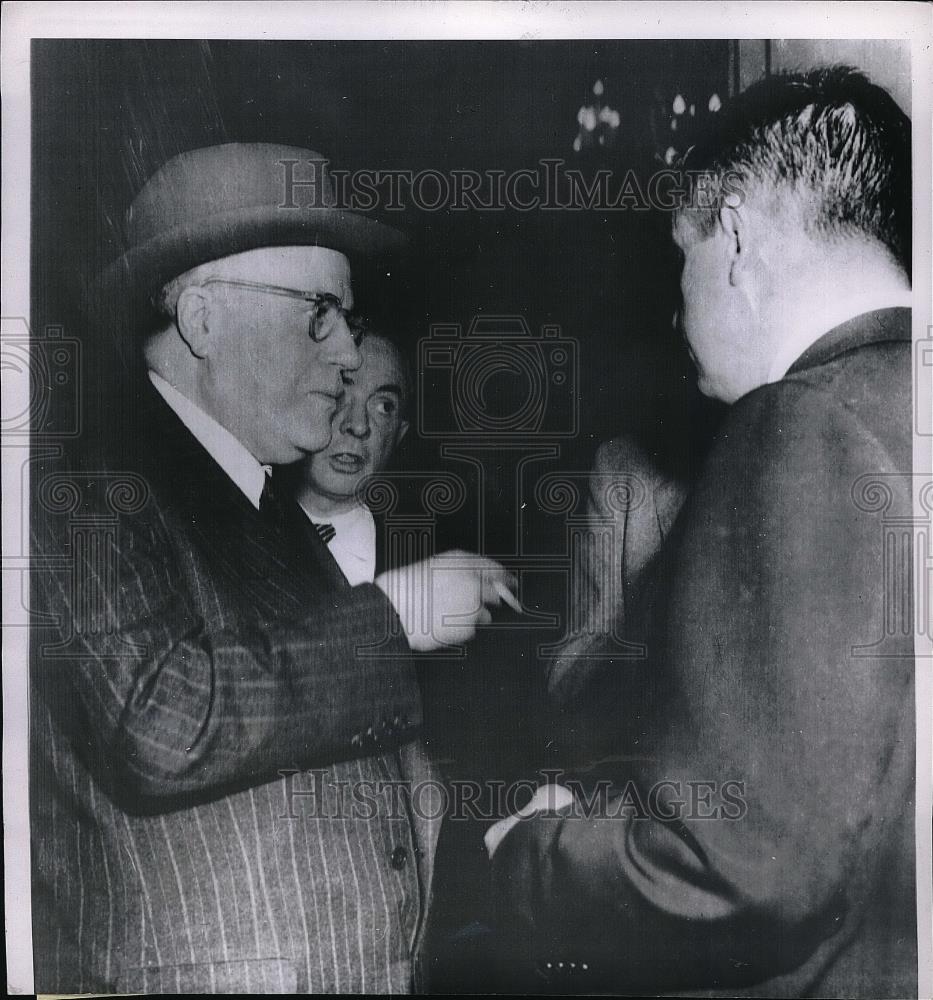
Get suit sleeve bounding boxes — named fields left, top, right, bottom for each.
left=492, top=381, right=915, bottom=991
left=32, top=502, right=421, bottom=804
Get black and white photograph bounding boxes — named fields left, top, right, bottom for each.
left=2, top=2, right=931, bottom=996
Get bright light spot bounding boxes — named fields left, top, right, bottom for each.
left=664, top=146, right=677, bottom=165
left=593, top=79, right=604, bottom=96
left=598, top=105, right=619, bottom=125
left=708, top=93, right=722, bottom=112
left=673, top=94, right=686, bottom=115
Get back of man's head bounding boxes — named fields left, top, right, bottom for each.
left=678, top=66, right=911, bottom=275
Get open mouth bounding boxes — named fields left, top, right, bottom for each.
left=328, top=452, right=365, bottom=474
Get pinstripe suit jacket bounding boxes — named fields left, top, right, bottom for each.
left=30, top=383, right=443, bottom=994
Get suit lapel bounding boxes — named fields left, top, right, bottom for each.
left=267, top=474, right=349, bottom=591
left=133, top=384, right=344, bottom=608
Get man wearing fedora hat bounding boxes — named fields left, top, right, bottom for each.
left=30, top=142, right=512, bottom=994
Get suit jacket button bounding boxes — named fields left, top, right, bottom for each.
left=390, top=845, right=408, bottom=870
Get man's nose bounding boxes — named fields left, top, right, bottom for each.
left=322, top=314, right=362, bottom=371
left=339, top=398, right=370, bottom=439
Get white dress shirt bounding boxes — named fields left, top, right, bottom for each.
left=148, top=371, right=270, bottom=509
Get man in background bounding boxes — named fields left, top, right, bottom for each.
left=290, top=323, right=412, bottom=583
left=488, top=67, right=916, bottom=997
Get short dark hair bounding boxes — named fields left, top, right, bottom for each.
left=677, top=66, right=911, bottom=271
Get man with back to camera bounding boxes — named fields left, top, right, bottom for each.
left=487, top=67, right=917, bottom=997
left=30, top=142, right=513, bottom=995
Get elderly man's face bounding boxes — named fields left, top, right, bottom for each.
left=196, top=246, right=359, bottom=464
left=302, top=334, right=410, bottom=512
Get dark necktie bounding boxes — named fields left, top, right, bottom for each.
left=260, top=472, right=318, bottom=544
left=259, top=472, right=283, bottom=521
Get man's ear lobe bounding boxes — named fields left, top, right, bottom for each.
left=718, top=205, right=745, bottom=286
left=175, top=285, right=212, bottom=358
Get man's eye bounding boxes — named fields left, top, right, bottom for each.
left=372, top=397, right=398, bottom=417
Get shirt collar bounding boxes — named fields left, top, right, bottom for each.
left=312, top=504, right=370, bottom=529
left=298, top=500, right=377, bottom=585
left=148, top=371, right=270, bottom=510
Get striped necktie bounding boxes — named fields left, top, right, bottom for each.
left=314, top=522, right=336, bottom=545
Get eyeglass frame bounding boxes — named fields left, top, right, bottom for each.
left=197, top=277, right=365, bottom=345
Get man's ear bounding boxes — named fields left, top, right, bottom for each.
left=175, top=285, right=213, bottom=359
left=395, top=419, right=410, bottom=448
left=717, top=204, right=748, bottom=287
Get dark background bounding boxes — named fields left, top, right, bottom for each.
left=31, top=40, right=728, bottom=984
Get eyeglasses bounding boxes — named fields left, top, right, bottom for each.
left=199, top=278, right=364, bottom=345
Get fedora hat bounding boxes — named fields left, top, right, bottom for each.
left=101, top=142, right=409, bottom=300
